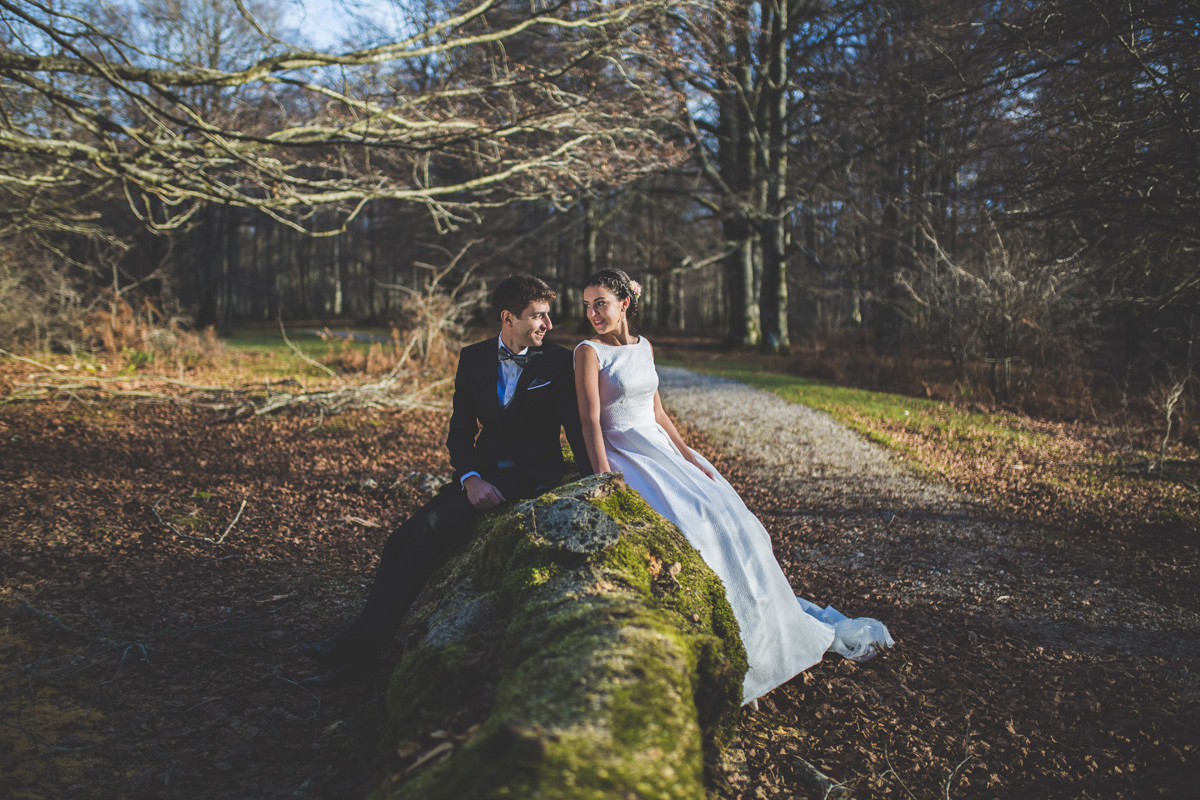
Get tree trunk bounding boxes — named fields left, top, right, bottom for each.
left=723, top=223, right=762, bottom=348
left=759, top=0, right=791, bottom=354
left=194, top=204, right=218, bottom=328
left=673, top=269, right=687, bottom=331
left=222, top=205, right=238, bottom=331
left=716, top=3, right=762, bottom=349
left=380, top=473, right=746, bottom=799
left=582, top=197, right=599, bottom=275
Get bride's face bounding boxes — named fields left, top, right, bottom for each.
left=583, top=285, right=627, bottom=335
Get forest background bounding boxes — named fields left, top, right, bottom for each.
left=1, top=0, right=1196, bottom=434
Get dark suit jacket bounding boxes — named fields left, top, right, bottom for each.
left=447, top=336, right=593, bottom=488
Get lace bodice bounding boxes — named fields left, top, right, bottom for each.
left=576, top=337, right=658, bottom=432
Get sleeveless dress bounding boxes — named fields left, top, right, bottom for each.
left=577, top=337, right=892, bottom=704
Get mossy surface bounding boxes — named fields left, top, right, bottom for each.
left=384, top=643, right=474, bottom=733
left=377, top=473, right=745, bottom=799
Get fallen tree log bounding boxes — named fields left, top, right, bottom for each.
left=378, top=472, right=747, bottom=799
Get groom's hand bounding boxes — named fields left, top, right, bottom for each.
left=463, top=475, right=507, bottom=510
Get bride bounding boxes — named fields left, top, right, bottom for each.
left=573, top=268, right=892, bottom=705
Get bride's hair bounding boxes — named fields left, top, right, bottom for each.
left=583, top=268, right=640, bottom=319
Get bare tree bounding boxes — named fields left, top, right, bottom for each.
left=898, top=216, right=1101, bottom=398
left=672, top=1, right=880, bottom=352
left=0, top=0, right=693, bottom=235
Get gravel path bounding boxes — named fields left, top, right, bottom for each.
left=657, top=367, right=1200, bottom=695
left=658, top=367, right=960, bottom=511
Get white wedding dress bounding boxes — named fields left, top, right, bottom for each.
left=577, top=337, right=893, bottom=704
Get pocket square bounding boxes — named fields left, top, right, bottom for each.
left=527, top=379, right=552, bottom=390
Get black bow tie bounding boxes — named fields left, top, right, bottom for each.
left=499, top=345, right=540, bottom=368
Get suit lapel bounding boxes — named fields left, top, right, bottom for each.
left=501, top=346, right=543, bottom=422
left=477, top=336, right=504, bottom=423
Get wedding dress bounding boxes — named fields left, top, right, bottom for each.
left=576, top=337, right=893, bottom=704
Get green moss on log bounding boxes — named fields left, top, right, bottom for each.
left=377, top=473, right=746, bottom=799
left=385, top=643, right=472, bottom=731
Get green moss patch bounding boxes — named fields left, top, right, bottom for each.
left=378, top=473, right=746, bottom=799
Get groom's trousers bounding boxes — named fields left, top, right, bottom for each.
left=351, top=468, right=543, bottom=648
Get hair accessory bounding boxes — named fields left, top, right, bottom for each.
left=628, top=279, right=642, bottom=300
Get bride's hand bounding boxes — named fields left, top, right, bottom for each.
left=689, top=456, right=716, bottom=481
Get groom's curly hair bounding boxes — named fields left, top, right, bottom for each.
left=491, top=275, right=556, bottom=321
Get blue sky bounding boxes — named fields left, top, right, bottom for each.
left=282, top=0, right=404, bottom=50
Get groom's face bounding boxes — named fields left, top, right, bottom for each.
left=503, top=300, right=553, bottom=350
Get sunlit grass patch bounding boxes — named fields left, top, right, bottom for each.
left=225, top=326, right=386, bottom=356
left=222, top=327, right=353, bottom=378
left=224, top=327, right=321, bottom=353
left=661, top=359, right=1050, bottom=466
left=660, top=355, right=1197, bottom=543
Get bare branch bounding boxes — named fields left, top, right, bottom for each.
left=0, top=0, right=695, bottom=231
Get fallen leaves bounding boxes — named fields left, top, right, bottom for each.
left=0, top=381, right=450, bottom=798
left=685, top=420, right=1200, bottom=800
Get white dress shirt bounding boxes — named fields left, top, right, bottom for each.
left=497, top=339, right=527, bottom=408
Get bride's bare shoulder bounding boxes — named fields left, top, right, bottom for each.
left=573, top=340, right=600, bottom=362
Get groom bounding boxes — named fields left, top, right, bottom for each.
left=302, top=274, right=592, bottom=686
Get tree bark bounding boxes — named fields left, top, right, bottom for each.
left=759, top=0, right=791, bottom=354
